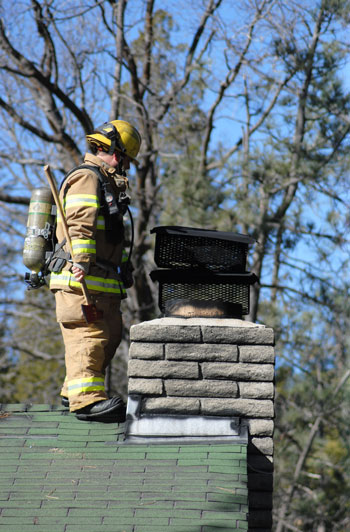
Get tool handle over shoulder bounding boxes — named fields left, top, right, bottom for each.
left=44, top=165, right=92, bottom=305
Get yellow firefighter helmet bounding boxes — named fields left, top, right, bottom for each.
left=86, top=120, right=141, bottom=165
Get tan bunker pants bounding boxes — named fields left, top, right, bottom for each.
left=55, top=290, right=122, bottom=412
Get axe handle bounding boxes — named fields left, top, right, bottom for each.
left=44, top=164, right=92, bottom=305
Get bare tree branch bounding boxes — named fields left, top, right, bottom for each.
left=0, top=19, right=93, bottom=134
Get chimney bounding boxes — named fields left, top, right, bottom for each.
left=125, top=227, right=275, bottom=531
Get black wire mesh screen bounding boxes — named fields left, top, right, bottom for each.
left=154, top=233, right=248, bottom=272
left=150, top=272, right=256, bottom=316
left=158, top=281, right=249, bottom=315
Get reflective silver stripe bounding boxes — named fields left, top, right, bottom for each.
left=96, top=216, right=105, bottom=230
left=72, top=242, right=96, bottom=253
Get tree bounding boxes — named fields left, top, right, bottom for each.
left=0, top=0, right=237, bottom=396
left=0, top=2, right=350, bottom=528
left=273, top=283, right=350, bottom=531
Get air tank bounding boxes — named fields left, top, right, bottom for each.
left=23, top=187, right=55, bottom=273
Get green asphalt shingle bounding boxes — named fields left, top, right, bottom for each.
left=0, top=404, right=248, bottom=531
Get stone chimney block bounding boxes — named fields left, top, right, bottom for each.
left=127, top=317, right=276, bottom=532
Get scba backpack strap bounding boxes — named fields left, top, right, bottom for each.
left=41, top=165, right=86, bottom=276
left=45, top=238, right=71, bottom=273
left=60, top=164, right=130, bottom=224
left=47, top=164, right=128, bottom=271
left=44, top=165, right=95, bottom=274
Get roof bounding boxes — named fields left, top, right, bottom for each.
left=0, top=403, right=248, bottom=532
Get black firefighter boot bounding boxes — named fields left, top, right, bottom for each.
left=74, top=397, right=126, bottom=422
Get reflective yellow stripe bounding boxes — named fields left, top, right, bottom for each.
left=50, top=271, right=126, bottom=295
left=71, top=238, right=96, bottom=254
left=67, top=377, right=105, bottom=396
left=64, top=194, right=100, bottom=209
left=56, top=195, right=99, bottom=223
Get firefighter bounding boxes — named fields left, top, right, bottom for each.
left=49, top=120, right=141, bottom=421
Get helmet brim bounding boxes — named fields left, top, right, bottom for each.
left=86, top=133, right=139, bottom=165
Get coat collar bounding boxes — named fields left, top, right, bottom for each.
left=84, top=153, right=117, bottom=176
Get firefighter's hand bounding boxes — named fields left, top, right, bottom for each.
left=72, top=265, right=85, bottom=282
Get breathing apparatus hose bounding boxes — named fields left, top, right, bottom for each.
left=126, top=205, right=134, bottom=266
